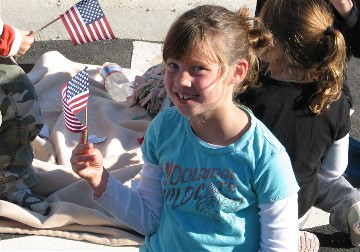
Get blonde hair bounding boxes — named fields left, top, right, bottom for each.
left=254, top=0, right=347, bottom=114
left=162, top=5, right=260, bottom=96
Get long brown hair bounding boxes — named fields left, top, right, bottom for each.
left=253, top=0, right=347, bottom=114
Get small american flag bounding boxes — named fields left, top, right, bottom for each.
left=62, top=67, right=90, bottom=133
left=60, top=0, right=115, bottom=45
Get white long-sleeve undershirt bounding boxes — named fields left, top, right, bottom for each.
left=95, top=156, right=298, bottom=251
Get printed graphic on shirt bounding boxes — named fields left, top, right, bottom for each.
left=162, top=161, right=245, bottom=223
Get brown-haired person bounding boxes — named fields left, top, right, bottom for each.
left=256, top=0, right=360, bottom=107
left=71, top=5, right=300, bottom=251
left=238, top=0, right=360, bottom=250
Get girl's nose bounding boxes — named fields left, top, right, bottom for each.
left=177, top=71, right=192, bottom=87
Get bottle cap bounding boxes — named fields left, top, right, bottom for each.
left=100, top=63, right=123, bottom=80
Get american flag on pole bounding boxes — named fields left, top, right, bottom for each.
left=60, top=0, right=115, bottom=45
left=61, top=67, right=90, bottom=133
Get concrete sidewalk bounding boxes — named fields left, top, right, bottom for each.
left=0, top=0, right=256, bottom=42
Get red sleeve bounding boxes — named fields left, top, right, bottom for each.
left=0, top=24, right=15, bottom=57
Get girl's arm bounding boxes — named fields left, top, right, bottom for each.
left=254, top=144, right=299, bottom=251
left=330, top=0, right=360, bottom=57
left=319, top=133, right=349, bottom=180
left=71, top=143, right=163, bottom=235
left=330, top=0, right=355, bottom=22
left=258, top=193, right=299, bottom=252
left=95, top=156, right=164, bottom=235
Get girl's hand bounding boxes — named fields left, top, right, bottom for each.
left=329, top=0, right=354, bottom=20
left=70, top=142, right=108, bottom=197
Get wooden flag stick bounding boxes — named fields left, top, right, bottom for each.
left=32, top=16, right=61, bottom=36
left=80, top=107, right=88, bottom=144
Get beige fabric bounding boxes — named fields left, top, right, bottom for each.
left=0, top=51, right=152, bottom=247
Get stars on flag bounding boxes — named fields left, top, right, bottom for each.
left=60, top=0, right=115, bottom=45
left=76, top=0, right=104, bottom=24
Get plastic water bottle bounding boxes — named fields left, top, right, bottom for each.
left=100, top=62, right=132, bottom=102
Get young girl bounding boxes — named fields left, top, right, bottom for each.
left=70, top=5, right=299, bottom=251
left=238, top=0, right=360, bottom=249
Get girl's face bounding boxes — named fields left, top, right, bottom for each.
left=164, top=53, right=228, bottom=117
left=260, top=41, right=280, bottom=64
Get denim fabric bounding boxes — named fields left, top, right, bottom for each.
left=344, top=137, right=360, bottom=188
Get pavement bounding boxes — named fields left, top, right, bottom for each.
left=1, top=0, right=360, bottom=251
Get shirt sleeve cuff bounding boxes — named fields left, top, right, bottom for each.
left=7, top=26, right=22, bottom=57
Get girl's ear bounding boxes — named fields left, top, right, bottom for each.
left=230, top=59, right=248, bottom=84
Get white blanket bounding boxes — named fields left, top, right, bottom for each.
left=0, top=51, right=153, bottom=247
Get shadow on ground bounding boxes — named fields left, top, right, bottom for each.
left=305, top=225, right=356, bottom=251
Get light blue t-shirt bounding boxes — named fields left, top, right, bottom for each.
left=140, top=106, right=299, bottom=252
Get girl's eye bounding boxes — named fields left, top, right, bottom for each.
left=166, top=63, right=178, bottom=70
left=193, top=66, right=205, bottom=72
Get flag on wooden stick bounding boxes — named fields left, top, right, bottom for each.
left=62, top=67, right=90, bottom=133
left=60, top=0, right=115, bottom=45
